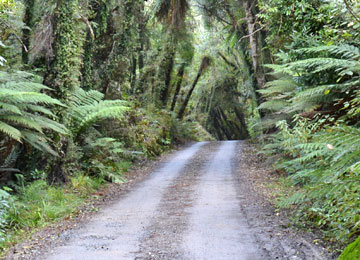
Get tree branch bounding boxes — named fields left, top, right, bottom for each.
left=194, top=1, right=232, bottom=26
left=238, top=26, right=264, bottom=42
left=343, top=0, right=360, bottom=23
left=0, top=20, right=28, bottom=52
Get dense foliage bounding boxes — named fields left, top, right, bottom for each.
left=0, top=0, right=213, bottom=250
left=255, top=0, right=360, bottom=255
left=0, top=0, right=359, bottom=257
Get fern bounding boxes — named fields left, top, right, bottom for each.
left=261, top=43, right=360, bottom=119
left=258, top=77, right=297, bottom=97
left=277, top=123, right=360, bottom=240
left=258, top=100, right=290, bottom=112
left=299, top=44, right=360, bottom=60
left=0, top=71, right=68, bottom=154
left=0, top=56, right=5, bottom=66
left=66, top=88, right=129, bottom=136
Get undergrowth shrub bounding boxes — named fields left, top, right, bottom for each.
left=0, top=175, right=103, bottom=247
left=110, top=106, right=214, bottom=159
left=262, top=117, right=360, bottom=243
left=259, top=42, right=360, bottom=246
left=81, top=136, right=129, bottom=183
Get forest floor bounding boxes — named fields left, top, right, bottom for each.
left=4, top=141, right=337, bottom=260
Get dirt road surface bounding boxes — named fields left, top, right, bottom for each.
left=14, top=141, right=331, bottom=260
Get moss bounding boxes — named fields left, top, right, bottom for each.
left=48, top=0, right=82, bottom=101
left=339, top=236, right=360, bottom=260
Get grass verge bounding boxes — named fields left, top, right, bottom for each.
left=0, top=174, right=105, bottom=256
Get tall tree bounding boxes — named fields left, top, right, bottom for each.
left=44, top=0, right=82, bottom=183
left=154, top=0, right=190, bottom=107
left=242, top=0, right=266, bottom=89
left=171, top=63, right=186, bottom=111
left=82, top=0, right=111, bottom=90
left=99, top=0, right=135, bottom=98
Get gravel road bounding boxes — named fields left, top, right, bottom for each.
left=37, top=141, right=329, bottom=260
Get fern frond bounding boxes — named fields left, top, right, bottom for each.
left=258, top=100, right=289, bottom=111
left=299, top=44, right=360, bottom=60
left=21, top=131, right=58, bottom=156
left=278, top=192, right=307, bottom=208
left=29, top=114, right=68, bottom=135
left=0, top=102, right=22, bottom=115
left=2, top=146, right=20, bottom=168
left=0, top=56, right=6, bottom=66
left=1, top=81, right=51, bottom=92
left=22, top=104, right=55, bottom=117
left=288, top=58, right=358, bottom=74
left=0, top=89, right=64, bottom=106
left=77, top=105, right=129, bottom=133
left=259, top=77, right=297, bottom=97
left=0, top=115, right=43, bottom=133
left=0, top=122, right=22, bottom=142
left=0, top=70, right=67, bottom=154
left=69, top=88, right=104, bottom=106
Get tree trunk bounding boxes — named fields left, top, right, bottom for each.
left=217, top=108, right=236, bottom=140
left=82, top=32, right=94, bottom=90
left=47, top=138, right=69, bottom=185
left=210, top=110, right=225, bottom=140
left=100, top=0, right=134, bottom=98
left=135, top=0, right=148, bottom=95
left=44, top=0, right=81, bottom=184
left=22, top=0, right=35, bottom=64
left=243, top=0, right=266, bottom=89
left=214, top=109, right=232, bottom=140
left=82, top=0, right=111, bottom=91
left=159, top=48, right=175, bottom=106
left=171, top=63, right=185, bottom=111
left=177, top=57, right=211, bottom=119
left=234, top=106, right=250, bottom=138
left=44, top=0, right=81, bottom=100
left=177, top=71, right=201, bottom=120
left=130, top=55, right=137, bottom=93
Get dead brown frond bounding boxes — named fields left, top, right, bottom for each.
left=30, top=14, right=54, bottom=65
left=199, top=56, right=212, bottom=73
left=155, top=0, right=189, bottom=29
left=171, top=0, right=189, bottom=28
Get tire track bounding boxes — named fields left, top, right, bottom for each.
left=134, top=142, right=219, bottom=260
left=183, top=141, right=268, bottom=260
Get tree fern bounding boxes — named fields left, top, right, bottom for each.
left=0, top=71, right=68, bottom=154
left=299, top=44, right=360, bottom=60
left=261, top=43, right=360, bottom=121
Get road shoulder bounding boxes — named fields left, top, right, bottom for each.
left=235, top=142, right=337, bottom=259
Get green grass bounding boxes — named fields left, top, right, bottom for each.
left=339, top=236, right=360, bottom=260
left=0, top=175, right=105, bottom=254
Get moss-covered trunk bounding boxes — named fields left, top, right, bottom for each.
left=44, top=0, right=82, bottom=184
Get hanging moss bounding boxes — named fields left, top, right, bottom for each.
left=82, top=0, right=111, bottom=90
left=99, top=0, right=136, bottom=96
